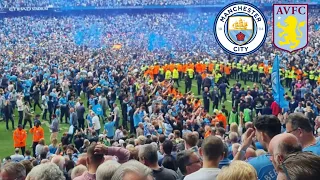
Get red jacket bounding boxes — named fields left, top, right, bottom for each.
left=271, top=101, right=281, bottom=116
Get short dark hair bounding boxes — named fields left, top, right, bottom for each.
left=254, top=115, right=281, bottom=139
left=286, top=113, right=313, bottom=132
left=87, top=142, right=104, bottom=164
left=201, top=136, right=224, bottom=161
left=222, top=143, right=229, bottom=159
left=162, top=140, right=173, bottom=155
left=279, top=152, right=320, bottom=180
left=184, top=133, right=198, bottom=147
left=162, top=155, right=177, bottom=171
left=159, top=134, right=166, bottom=143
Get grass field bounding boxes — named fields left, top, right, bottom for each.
left=0, top=78, right=256, bottom=159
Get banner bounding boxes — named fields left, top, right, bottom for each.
left=8, top=7, right=49, bottom=12
left=272, top=55, right=289, bottom=108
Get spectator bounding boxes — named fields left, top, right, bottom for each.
left=96, top=160, right=120, bottom=180
left=216, top=160, right=257, bottom=180
left=277, top=152, right=320, bottom=180
left=35, top=138, right=46, bottom=157
left=74, top=142, right=104, bottom=180
left=0, top=162, right=26, bottom=180
left=268, top=133, right=302, bottom=172
left=20, top=160, right=34, bottom=176
left=285, top=113, right=320, bottom=155
left=218, top=143, right=231, bottom=168
left=10, top=148, right=24, bottom=162
left=49, top=138, right=59, bottom=154
left=71, top=165, right=87, bottom=180
left=139, top=144, right=179, bottom=180
left=26, top=162, right=65, bottom=180
left=111, top=160, right=153, bottom=180
left=185, top=136, right=223, bottom=180
left=234, top=115, right=281, bottom=180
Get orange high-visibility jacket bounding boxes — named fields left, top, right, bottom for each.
left=13, top=129, right=27, bottom=148
left=29, top=126, right=44, bottom=143
left=224, top=66, right=231, bottom=75
left=195, top=63, right=202, bottom=73
left=153, top=65, right=160, bottom=75
left=177, top=64, right=183, bottom=72
left=208, top=63, right=214, bottom=72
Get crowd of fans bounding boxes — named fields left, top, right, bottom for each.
left=0, top=4, right=320, bottom=180
left=0, top=0, right=313, bottom=8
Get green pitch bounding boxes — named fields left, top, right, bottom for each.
left=0, top=79, right=255, bottom=159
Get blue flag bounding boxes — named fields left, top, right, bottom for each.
left=93, top=104, right=103, bottom=116
left=272, top=55, right=288, bottom=108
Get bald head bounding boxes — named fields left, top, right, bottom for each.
left=245, top=148, right=257, bottom=160
left=268, top=133, right=302, bottom=154
left=51, top=155, right=65, bottom=171
left=245, top=122, right=253, bottom=129
left=268, top=133, right=302, bottom=172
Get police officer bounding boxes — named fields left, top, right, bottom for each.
left=172, top=68, right=179, bottom=87
left=251, top=63, right=258, bottom=82
left=165, top=69, right=172, bottom=81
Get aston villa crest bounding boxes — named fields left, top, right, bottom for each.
left=273, top=4, right=308, bottom=52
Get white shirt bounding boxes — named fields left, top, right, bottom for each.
left=17, top=99, right=24, bottom=111
left=8, top=84, right=14, bottom=92
left=184, top=168, right=221, bottom=180
left=92, top=115, right=101, bottom=130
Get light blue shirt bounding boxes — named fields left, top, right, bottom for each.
left=303, top=140, right=320, bottom=155
left=248, top=154, right=277, bottom=180
left=104, top=121, right=115, bottom=138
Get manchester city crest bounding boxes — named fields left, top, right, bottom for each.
left=214, top=2, right=267, bottom=56
left=273, top=4, right=308, bottom=52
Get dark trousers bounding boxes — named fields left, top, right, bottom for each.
left=60, top=106, right=68, bottom=123
left=67, top=127, right=77, bottom=144
left=197, top=83, right=202, bottom=95
left=185, top=82, right=192, bottom=93
left=173, top=78, right=180, bottom=87
left=42, top=109, right=47, bottom=120
left=213, top=102, right=219, bottom=110
left=5, top=115, right=14, bottom=130
left=253, top=72, right=259, bottom=82
left=10, top=101, right=16, bottom=113
left=130, top=117, right=135, bottom=134
left=95, top=129, right=100, bottom=135
left=122, top=113, right=128, bottom=129
left=220, top=92, right=227, bottom=102
left=78, top=118, right=85, bottom=130
left=48, top=110, right=53, bottom=123
left=242, top=72, right=247, bottom=84
left=33, top=100, right=42, bottom=112
left=24, top=96, right=32, bottom=107
left=285, top=78, right=291, bottom=88
left=18, top=111, right=24, bottom=125
left=23, top=118, right=32, bottom=129
left=115, top=117, right=120, bottom=128
left=32, top=142, right=38, bottom=157
left=204, top=101, right=210, bottom=112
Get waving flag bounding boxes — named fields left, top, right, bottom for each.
left=272, top=55, right=288, bottom=108
left=93, top=104, right=103, bottom=116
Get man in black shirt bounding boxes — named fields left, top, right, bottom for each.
left=139, top=144, right=179, bottom=180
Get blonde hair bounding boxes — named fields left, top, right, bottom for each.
left=39, top=138, right=45, bottom=145
left=51, top=138, right=58, bottom=147
left=230, top=123, right=239, bottom=133
left=217, top=160, right=257, bottom=180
